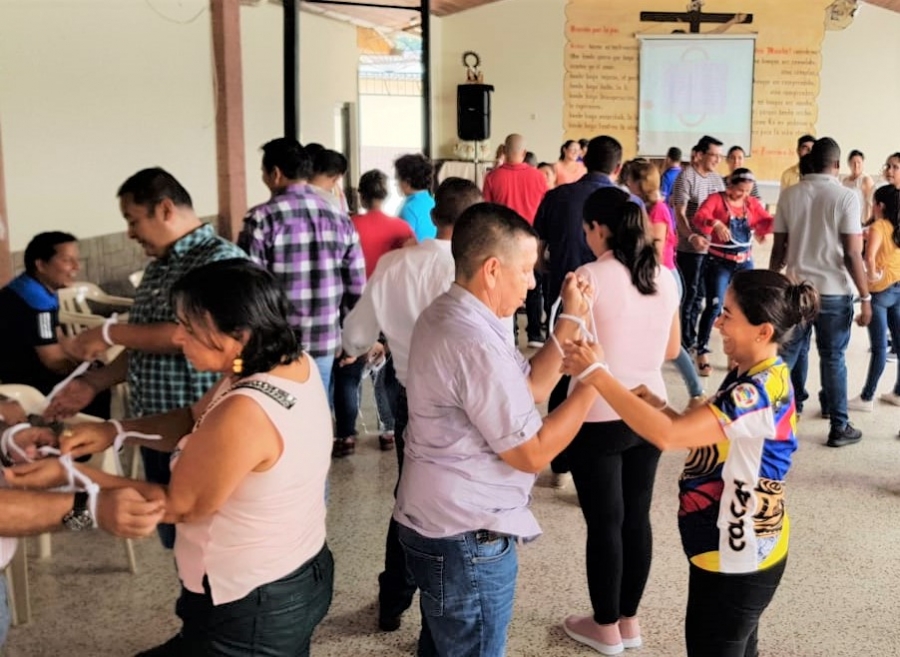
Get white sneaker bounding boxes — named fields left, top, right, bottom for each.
left=527, top=339, right=545, bottom=348
left=550, top=472, right=571, bottom=489
left=848, top=396, right=874, bottom=412
left=880, top=392, right=900, bottom=407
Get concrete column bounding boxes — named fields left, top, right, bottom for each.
left=211, top=0, right=248, bottom=241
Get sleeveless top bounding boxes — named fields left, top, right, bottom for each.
left=868, top=219, right=900, bottom=293
left=173, top=361, right=332, bottom=605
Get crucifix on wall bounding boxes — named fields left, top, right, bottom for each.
left=640, top=0, right=753, bottom=34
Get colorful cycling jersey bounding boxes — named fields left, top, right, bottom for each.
left=678, top=356, right=797, bottom=573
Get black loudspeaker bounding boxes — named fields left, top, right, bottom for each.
left=457, top=84, right=494, bottom=141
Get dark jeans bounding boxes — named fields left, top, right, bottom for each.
left=141, top=446, right=175, bottom=549
left=526, top=270, right=544, bottom=341
left=548, top=376, right=571, bottom=475
left=167, top=545, right=334, bottom=656
left=697, top=256, right=752, bottom=355
left=379, top=384, right=417, bottom=620
left=333, top=357, right=366, bottom=438
left=677, top=251, right=707, bottom=350
left=781, top=295, right=853, bottom=427
left=567, top=421, right=661, bottom=624
left=685, top=557, right=787, bottom=657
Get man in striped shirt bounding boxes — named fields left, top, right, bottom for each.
left=671, top=135, right=726, bottom=355
left=238, top=138, right=366, bottom=393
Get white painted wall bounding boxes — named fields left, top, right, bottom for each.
left=435, top=0, right=567, bottom=163
left=818, top=3, right=900, bottom=175
left=0, top=0, right=359, bottom=250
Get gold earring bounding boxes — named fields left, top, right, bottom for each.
left=232, top=357, right=243, bottom=375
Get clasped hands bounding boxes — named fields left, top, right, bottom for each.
left=2, top=422, right=164, bottom=538
left=558, top=338, right=666, bottom=410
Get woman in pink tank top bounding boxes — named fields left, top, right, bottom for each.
left=15, top=260, right=334, bottom=656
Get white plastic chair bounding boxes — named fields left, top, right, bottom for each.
left=57, top=282, right=133, bottom=316
left=0, top=384, right=138, bottom=626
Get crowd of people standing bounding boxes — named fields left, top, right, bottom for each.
left=0, top=126, right=896, bottom=657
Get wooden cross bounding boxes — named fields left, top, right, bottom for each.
left=640, top=1, right=753, bottom=34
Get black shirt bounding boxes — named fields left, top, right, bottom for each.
left=0, top=274, right=62, bottom=395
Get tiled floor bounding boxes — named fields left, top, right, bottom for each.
left=8, top=282, right=900, bottom=656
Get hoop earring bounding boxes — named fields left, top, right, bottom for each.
left=232, top=357, right=243, bottom=375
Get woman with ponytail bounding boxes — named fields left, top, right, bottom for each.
left=624, top=159, right=707, bottom=407
left=849, top=185, right=900, bottom=410
left=560, top=186, right=681, bottom=655
left=562, top=269, right=818, bottom=656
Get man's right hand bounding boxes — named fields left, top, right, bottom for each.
left=44, top=378, right=97, bottom=421
left=97, top=488, right=166, bottom=538
left=59, top=422, right=118, bottom=459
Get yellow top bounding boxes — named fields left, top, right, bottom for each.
left=779, top=164, right=801, bottom=193
left=869, top=219, right=900, bottom=293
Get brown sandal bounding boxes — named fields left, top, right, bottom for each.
left=696, top=355, right=712, bottom=377
left=332, top=435, right=356, bottom=458
left=378, top=434, right=395, bottom=451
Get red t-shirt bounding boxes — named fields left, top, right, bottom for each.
left=482, top=163, right=548, bottom=224
left=352, top=210, right=415, bottom=278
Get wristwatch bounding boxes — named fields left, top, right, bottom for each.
left=62, top=492, right=93, bottom=531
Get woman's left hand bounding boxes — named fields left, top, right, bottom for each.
left=561, top=339, right=605, bottom=378
left=4, top=458, right=68, bottom=490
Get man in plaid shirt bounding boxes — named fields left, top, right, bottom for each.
left=46, top=168, right=246, bottom=547
left=238, top=138, right=366, bottom=392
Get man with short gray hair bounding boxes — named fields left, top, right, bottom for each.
left=394, top=202, right=598, bottom=656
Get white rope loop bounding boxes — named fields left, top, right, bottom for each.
left=548, top=294, right=597, bottom=357
left=109, top=420, right=162, bottom=475
left=1, top=423, right=34, bottom=464
left=38, top=446, right=99, bottom=528
left=45, top=361, right=92, bottom=407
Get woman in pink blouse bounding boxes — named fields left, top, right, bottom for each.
left=554, top=140, right=588, bottom=185
left=561, top=186, right=680, bottom=654
left=691, top=168, right=773, bottom=376
left=13, top=260, right=334, bottom=656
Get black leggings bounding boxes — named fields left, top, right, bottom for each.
left=685, top=557, right=787, bottom=657
left=567, top=420, right=661, bottom=624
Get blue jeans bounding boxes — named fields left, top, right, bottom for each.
left=781, top=295, right=853, bottom=428
left=670, top=269, right=705, bottom=397
left=861, top=283, right=900, bottom=400
left=313, top=355, right=334, bottom=409
left=697, top=256, right=752, bottom=355
left=398, top=525, right=518, bottom=657
left=0, top=575, right=9, bottom=649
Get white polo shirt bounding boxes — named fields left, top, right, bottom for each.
left=774, top=173, right=861, bottom=296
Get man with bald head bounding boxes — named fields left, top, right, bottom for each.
left=483, top=133, right=550, bottom=346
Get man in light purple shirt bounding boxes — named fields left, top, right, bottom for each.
left=393, top=203, right=599, bottom=657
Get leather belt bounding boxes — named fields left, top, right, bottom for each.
left=708, top=248, right=751, bottom=264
